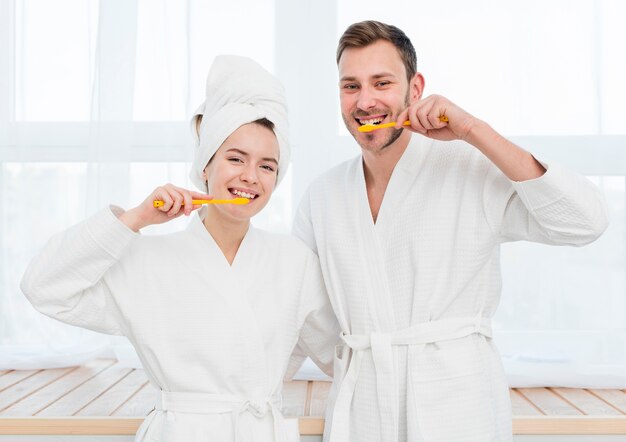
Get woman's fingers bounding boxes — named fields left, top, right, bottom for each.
left=152, top=186, right=214, bottom=218
left=169, top=192, right=184, bottom=217
left=191, top=191, right=213, bottom=199
left=189, top=192, right=213, bottom=211
left=155, top=188, right=174, bottom=212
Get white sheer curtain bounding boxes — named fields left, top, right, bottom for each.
left=1, top=0, right=625, bottom=387
left=0, top=0, right=285, bottom=369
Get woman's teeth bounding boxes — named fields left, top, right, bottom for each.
left=232, top=189, right=256, bottom=199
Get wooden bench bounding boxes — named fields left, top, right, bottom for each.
left=1, top=359, right=625, bottom=436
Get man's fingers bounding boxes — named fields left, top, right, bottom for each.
left=414, top=97, right=442, bottom=132
left=395, top=108, right=410, bottom=129
left=408, top=103, right=427, bottom=134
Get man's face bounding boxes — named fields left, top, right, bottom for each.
left=338, top=40, right=420, bottom=152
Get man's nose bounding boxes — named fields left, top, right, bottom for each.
left=356, top=86, right=377, bottom=110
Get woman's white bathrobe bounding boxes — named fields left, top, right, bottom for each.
left=21, top=206, right=340, bottom=442
left=293, top=135, right=608, bottom=442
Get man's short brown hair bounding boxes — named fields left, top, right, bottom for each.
left=337, top=20, right=417, bottom=83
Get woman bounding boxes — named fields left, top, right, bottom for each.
left=20, top=55, right=339, bottom=442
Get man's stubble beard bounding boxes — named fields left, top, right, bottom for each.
left=344, top=90, right=411, bottom=152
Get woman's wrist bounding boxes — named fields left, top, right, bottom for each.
left=118, top=207, right=148, bottom=232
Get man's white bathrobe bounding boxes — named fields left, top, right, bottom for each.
left=21, top=207, right=339, bottom=442
left=293, top=135, right=608, bottom=442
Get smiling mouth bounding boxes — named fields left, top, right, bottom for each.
left=229, top=189, right=258, bottom=200
left=355, top=115, right=388, bottom=127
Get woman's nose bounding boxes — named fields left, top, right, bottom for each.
left=241, top=165, right=258, bottom=184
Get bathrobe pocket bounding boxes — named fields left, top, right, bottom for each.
left=409, top=335, right=495, bottom=441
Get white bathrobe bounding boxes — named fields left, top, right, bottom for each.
left=293, top=135, right=608, bottom=442
left=21, top=206, right=340, bottom=442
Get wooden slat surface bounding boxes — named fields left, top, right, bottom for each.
left=0, top=360, right=625, bottom=435
left=509, top=389, right=542, bottom=416
left=551, top=387, right=623, bottom=416
left=112, top=383, right=158, bottom=417
left=589, top=389, right=626, bottom=414
left=2, top=359, right=114, bottom=416
left=0, top=367, right=75, bottom=412
left=36, top=363, right=132, bottom=416
left=516, top=387, right=583, bottom=416
left=76, top=369, right=148, bottom=416
left=0, top=370, right=40, bottom=393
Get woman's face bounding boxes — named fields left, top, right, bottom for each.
left=203, top=122, right=279, bottom=222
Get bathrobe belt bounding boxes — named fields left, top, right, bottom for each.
left=328, top=315, right=493, bottom=442
left=155, top=390, right=286, bottom=442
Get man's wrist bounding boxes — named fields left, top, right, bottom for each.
left=463, top=118, right=491, bottom=147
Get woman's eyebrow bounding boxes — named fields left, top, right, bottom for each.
left=262, top=157, right=278, bottom=165
left=226, top=148, right=278, bottom=165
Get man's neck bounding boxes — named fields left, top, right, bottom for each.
left=362, top=131, right=412, bottom=191
left=361, top=131, right=412, bottom=223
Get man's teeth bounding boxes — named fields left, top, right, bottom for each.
left=360, top=117, right=384, bottom=126
left=232, top=190, right=256, bottom=199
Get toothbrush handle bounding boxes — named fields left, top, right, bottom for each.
left=395, top=117, right=448, bottom=128
left=153, top=198, right=248, bottom=208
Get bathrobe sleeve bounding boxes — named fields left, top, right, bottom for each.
left=20, top=206, right=137, bottom=335
left=286, top=249, right=340, bottom=379
left=485, top=162, right=609, bottom=246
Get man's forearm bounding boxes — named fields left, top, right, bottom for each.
left=465, top=119, right=546, bottom=182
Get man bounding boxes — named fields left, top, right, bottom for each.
left=293, top=20, right=608, bottom=442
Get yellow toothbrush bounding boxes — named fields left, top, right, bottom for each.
left=153, top=198, right=249, bottom=208
left=358, top=116, right=449, bottom=133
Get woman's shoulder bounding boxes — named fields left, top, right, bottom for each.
left=253, top=228, right=316, bottom=260
left=122, top=222, right=195, bottom=264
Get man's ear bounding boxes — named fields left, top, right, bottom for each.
left=409, top=72, right=425, bottom=104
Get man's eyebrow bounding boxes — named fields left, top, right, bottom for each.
left=340, top=72, right=396, bottom=82
left=226, top=148, right=278, bottom=165
left=372, top=72, right=395, bottom=79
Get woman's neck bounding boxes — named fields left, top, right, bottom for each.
left=202, top=207, right=249, bottom=265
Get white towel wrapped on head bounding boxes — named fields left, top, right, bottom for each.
left=189, top=55, right=290, bottom=192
